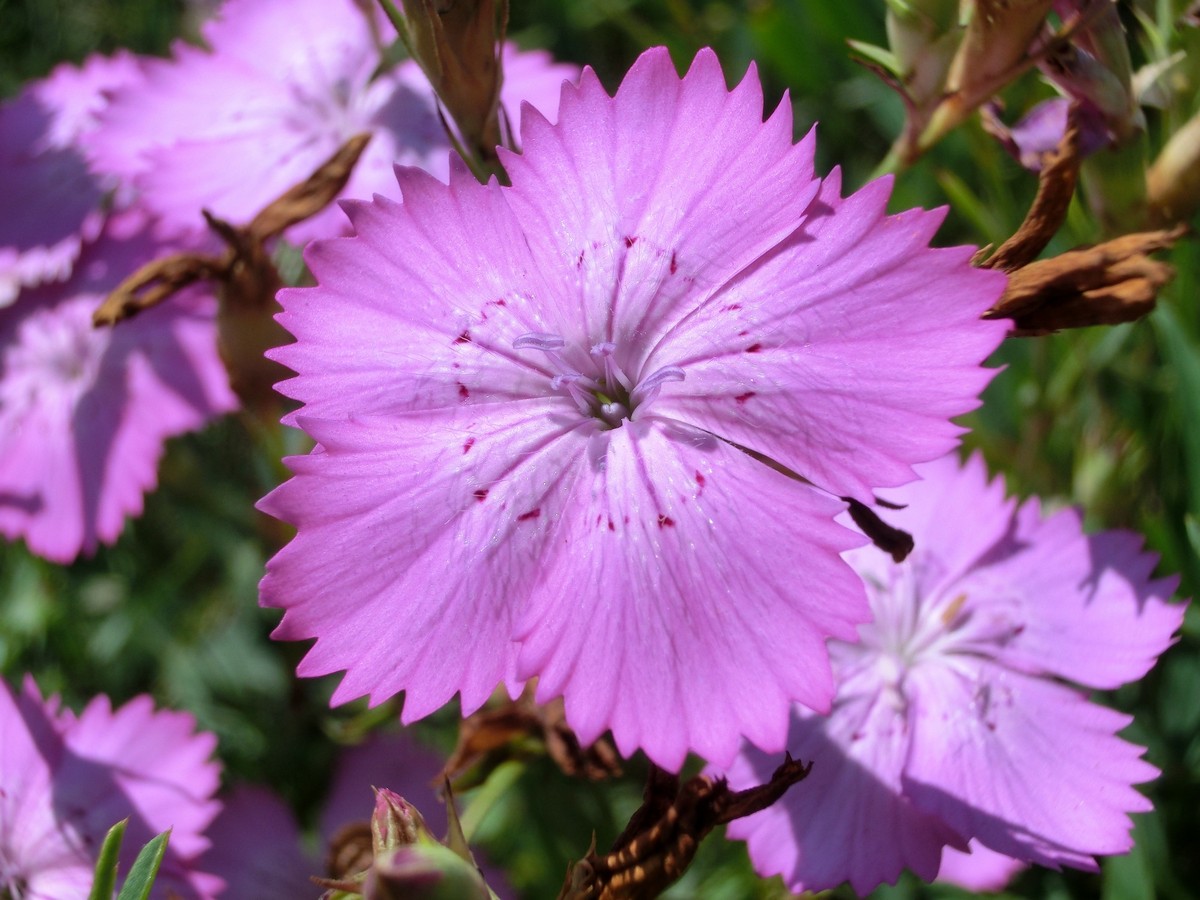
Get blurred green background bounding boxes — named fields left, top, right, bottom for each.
left=2, top=1, right=1198, bottom=897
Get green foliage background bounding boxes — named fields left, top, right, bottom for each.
left=2, top=0, right=1198, bottom=897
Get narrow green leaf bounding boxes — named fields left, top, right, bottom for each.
left=846, top=40, right=902, bottom=75
left=88, top=818, right=128, bottom=900
left=115, top=829, right=171, bottom=900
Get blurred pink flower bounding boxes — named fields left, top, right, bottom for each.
left=991, top=97, right=1111, bottom=171
left=89, top=0, right=578, bottom=244
left=0, top=676, right=222, bottom=899
left=718, top=453, right=1183, bottom=894
left=200, top=733, right=510, bottom=899
left=0, top=209, right=237, bottom=562
left=259, top=46, right=1007, bottom=771
left=0, top=53, right=139, bottom=306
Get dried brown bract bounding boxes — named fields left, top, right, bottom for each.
left=443, top=689, right=622, bottom=784
left=558, top=757, right=812, bottom=900
left=981, top=107, right=1083, bottom=272
left=985, top=224, right=1187, bottom=336
left=379, top=0, right=509, bottom=171
left=92, top=133, right=370, bottom=412
left=978, top=106, right=1186, bottom=337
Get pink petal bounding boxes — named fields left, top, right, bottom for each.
left=937, top=840, right=1026, bottom=891
left=502, top=49, right=823, bottom=363
left=260, top=404, right=582, bottom=718
left=516, top=420, right=867, bottom=769
left=0, top=210, right=237, bottom=562
left=964, top=501, right=1184, bottom=690
left=272, top=167, right=569, bottom=422
left=904, top=661, right=1158, bottom=869
left=843, top=452, right=1016, bottom=599
left=0, top=679, right=223, bottom=899
left=199, top=785, right=317, bottom=900
left=652, top=174, right=1007, bottom=500
left=724, top=695, right=962, bottom=895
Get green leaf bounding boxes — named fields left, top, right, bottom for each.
left=1102, top=817, right=1156, bottom=900
left=846, top=39, right=902, bottom=75
left=115, top=829, right=171, bottom=900
left=88, top=818, right=128, bottom=900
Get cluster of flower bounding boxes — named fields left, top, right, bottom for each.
left=0, top=675, right=457, bottom=899
left=0, top=0, right=574, bottom=563
left=0, top=0, right=1186, bottom=896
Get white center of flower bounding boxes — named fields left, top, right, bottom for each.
left=841, top=558, right=1025, bottom=725
left=513, top=331, right=684, bottom=428
left=0, top=297, right=109, bottom=419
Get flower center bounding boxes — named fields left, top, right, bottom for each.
left=513, top=332, right=684, bottom=428
left=1, top=297, right=109, bottom=419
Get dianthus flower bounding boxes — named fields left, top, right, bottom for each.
left=0, top=53, right=139, bottom=306
left=201, top=733, right=510, bottom=898
left=716, top=453, right=1184, bottom=894
left=0, top=676, right=222, bottom=899
left=89, top=0, right=577, bottom=244
left=260, top=47, right=1008, bottom=770
left=0, top=208, right=237, bottom=562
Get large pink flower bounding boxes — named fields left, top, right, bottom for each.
left=260, top=47, right=1008, bottom=770
left=0, top=53, right=139, bottom=306
left=717, top=453, right=1184, bottom=894
left=89, top=0, right=578, bottom=244
left=0, top=208, right=237, bottom=562
left=0, top=676, right=223, bottom=899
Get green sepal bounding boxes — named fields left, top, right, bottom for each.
left=88, top=818, right=129, bottom=900
left=846, top=40, right=902, bottom=76
left=114, top=829, right=171, bottom=900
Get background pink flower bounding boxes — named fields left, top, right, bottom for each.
left=717, top=453, right=1184, bottom=894
left=0, top=208, right=237, bottom=562
left=200, top=732, right=510, bottom=899
left=89, top=0, right=578, bottom=245
left=260, top=46, right=1008, bottom=771
left=0, top=676, right=222, bottom=900
left=0, top=53, right=139, bottom=306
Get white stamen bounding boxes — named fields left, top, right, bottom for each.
left=590, top=341, right=632, bottom=390
left=629, top=365, right=685, bottom=407
left=513, top=332, right=566, bottom=352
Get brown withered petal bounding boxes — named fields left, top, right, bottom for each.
left=393, top=0, right=507, bottom=165
left=982, top=107, right=1082, bottom=273
left=443, top=690, right=622, bottom=785
left=91, top=251, right=223, bottom=326
left=985, top=225, right=1187, bottom=336
left=93, top=134, right=370, bottom=414
left=558, top=758, right=812, bottom=900
left=327, top=820, right=375, bottom=880
left=248, top=133, right=371, bottom=241
left=93, top=132, right=370, bottom=328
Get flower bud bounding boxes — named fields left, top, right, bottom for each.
left=383, top=0, right=507, bottom=163
left=362, top=844, right=492, bottom=900
left=1042, top=0, right=1141, bottom=141
left=371, top=788, right=433, bottom=854
left=884, top=0, right=960, bottom=107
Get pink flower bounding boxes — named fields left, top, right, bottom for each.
left=0, top=208, right=237, bottom=562
left=0, top=53, right=139, bottom=306
left=89, top=0, right=578, bottom=244
left=259, top=47, right=1007, bottom=771
left=716, top=453, right=1184, bottom=894
left=0, top=676, right=223, bottom=899
left=200, top=733, right=511, bottom=898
